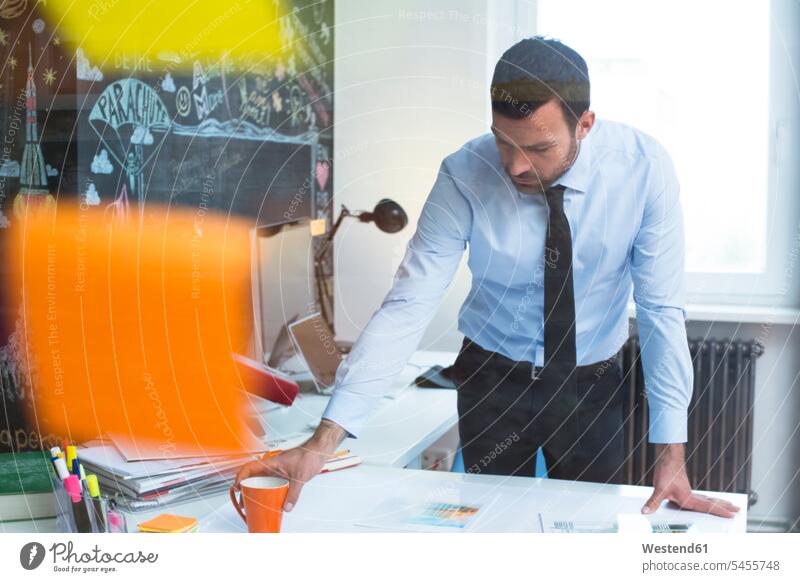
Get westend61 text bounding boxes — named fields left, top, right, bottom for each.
left=642, top=543, right=708, bottom=554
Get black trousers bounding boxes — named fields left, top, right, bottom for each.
left=453, top=336, right=626, bottom=484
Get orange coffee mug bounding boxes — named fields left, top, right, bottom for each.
left=230, top=476, right=289, bottom=533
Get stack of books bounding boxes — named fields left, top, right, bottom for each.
left=0, top=451, right=57, bottom=523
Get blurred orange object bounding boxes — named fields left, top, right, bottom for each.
left=8, top=205, right=257, bottom=457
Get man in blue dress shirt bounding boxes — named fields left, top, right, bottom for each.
left=236, top=36, right=740, bottom=520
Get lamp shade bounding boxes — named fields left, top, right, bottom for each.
left=363, top=198, right=408, bottom=233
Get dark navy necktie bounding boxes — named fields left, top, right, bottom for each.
left=542, top=184, right=577, bottom=386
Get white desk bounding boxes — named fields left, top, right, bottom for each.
left=0, top=464, right=749, bottom=534
left=253, top=350, right=459, bottom=468
left=195, top=464, right=747, bottom=533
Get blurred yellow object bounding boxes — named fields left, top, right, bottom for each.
left=43, top=1, right=285, bottom=68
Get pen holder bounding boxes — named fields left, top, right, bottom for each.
left=50, top=471, right=127, bottom=533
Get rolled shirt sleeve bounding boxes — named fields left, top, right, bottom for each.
left=321, top=159, right=471, bottom=438
left=630, top=146, right=693, bottom=444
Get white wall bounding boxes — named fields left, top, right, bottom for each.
left=333, top=0, right=533, bottom=351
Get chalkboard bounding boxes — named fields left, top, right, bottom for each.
left=78, top=114, right=317, bottom=227
left=72, top=0, right=334, bottom=228
left=159, top=133, right=315, bottom=226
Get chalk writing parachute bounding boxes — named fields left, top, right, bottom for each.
left=88, top=79, right=171, bottom=207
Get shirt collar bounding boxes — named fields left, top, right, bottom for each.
left=552, top=131, right=592, bottom=194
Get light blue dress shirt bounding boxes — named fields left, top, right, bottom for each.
left=322, top=118, right=693, bottom=444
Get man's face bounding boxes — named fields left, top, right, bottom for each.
left=491, top=100, right=592, bottom=194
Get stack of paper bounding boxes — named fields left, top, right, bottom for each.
left=78, top=444, right=251, bottom=511
left=79, top=439, right=362, bottom=511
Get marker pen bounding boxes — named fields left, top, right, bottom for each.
left=85, top=474, right=106, bottom=532
left=106, top=499, right=127, bottom=533
left=53, top=457, right=70, bottom=481
left=66, top=445, right=77, bottom=471
left=64, top=475, right=93, bottom=533
left=71, top=457, right=86, bottom=480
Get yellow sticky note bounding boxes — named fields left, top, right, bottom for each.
left=310, top=218, right=327, bottom=236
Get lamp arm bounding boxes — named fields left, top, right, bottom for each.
left=314, top=205, right=352, bottom=262
left=313, top=205, right=355, bottom=333
left=314, top=259, right=333, bottom=334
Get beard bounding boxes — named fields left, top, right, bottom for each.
left=510, top=137, right=579, bottom=195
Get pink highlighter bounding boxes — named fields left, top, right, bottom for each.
left=106, top=501, right=127, bottom=533
left=64, top=475, right=93, bottom=533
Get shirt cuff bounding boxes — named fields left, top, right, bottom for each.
left=320, top=389, right=375, bottom=440
left=647, top=407, right=688, bottom=444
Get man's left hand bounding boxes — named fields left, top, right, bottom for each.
left=641, top=443, right=741, bottom=518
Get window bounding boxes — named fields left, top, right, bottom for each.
left=534, top=0, right=798, bottom=306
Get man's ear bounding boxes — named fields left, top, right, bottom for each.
left=575, top=110, right=595, bottom=140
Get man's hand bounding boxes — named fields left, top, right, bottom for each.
left=234, top=419, right=348, bottom=512
left=641, top=443, right=741, bottom=518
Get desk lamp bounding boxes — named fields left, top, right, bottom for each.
left=314, top=198, right=408, bottom=333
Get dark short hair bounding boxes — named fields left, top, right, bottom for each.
left=491, top=36, right=590, bottom=130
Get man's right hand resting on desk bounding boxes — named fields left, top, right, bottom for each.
left=233, top=419, right=349, bottom=512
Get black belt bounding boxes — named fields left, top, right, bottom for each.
left=458, top=337, right=618, bottom=382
